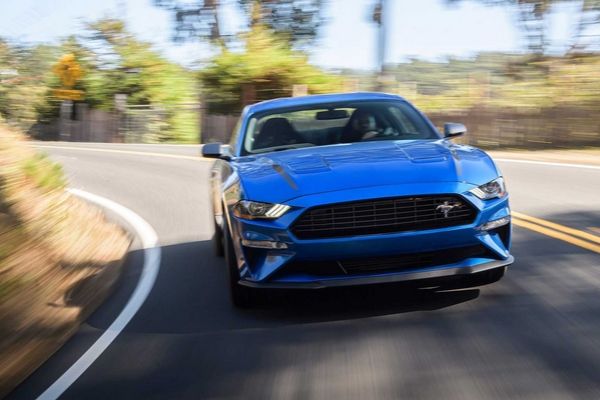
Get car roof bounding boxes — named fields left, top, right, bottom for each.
left=245, top=92, right=406, bottom=115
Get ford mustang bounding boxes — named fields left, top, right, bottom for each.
left=203, top=92, right=513, bottom=307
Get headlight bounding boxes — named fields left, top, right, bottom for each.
left=469, top=177, right=507, bottom=200
left=233, top=200, right=291, bottom=220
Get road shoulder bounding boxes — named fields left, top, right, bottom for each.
left=489, top=149, right=600, bottom=166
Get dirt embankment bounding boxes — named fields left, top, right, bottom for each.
left=0, top=126, right=131, bottom=397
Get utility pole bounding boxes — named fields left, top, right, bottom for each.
left=372, top=0, right=387, bottom=92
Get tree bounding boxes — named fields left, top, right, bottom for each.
left=154, top=0, right=223, bottom=45
left=0, top=40, right=61, bottom=129
left=570, top=0, right=600, bottom=53
left=201, top=23, right=341, bottom=113
left=153, top=0, right=324, bottom=48
left=447, top=0, right=600, bottom=55
left=28, top=19, right=199, bottom=141
left=237, top=0, right=323, bottom=46
left=81, top=19, right=199, bottom=141
left=445, top=0, right=554, bottom=54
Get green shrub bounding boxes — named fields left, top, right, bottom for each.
left=21, top=153, right=66, bottom=191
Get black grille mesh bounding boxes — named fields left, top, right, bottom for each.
left=292, top=195, right=476, bottom=239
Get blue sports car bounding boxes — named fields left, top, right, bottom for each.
left=203, top=92, right=513, bottom=307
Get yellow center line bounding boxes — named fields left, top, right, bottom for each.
left=30, top=143, right=600, bottom=254
left=512, top=211, right=600, bottom=245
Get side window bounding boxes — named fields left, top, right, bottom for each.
left=229, top=118, right=241, bottom=147
left=243, top=117, right=258, bottom=153
left=388, top=106, right=417, bottom=133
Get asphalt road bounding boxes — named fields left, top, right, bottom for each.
left=10, top=143, right=600, bottom=400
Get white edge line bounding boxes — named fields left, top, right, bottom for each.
left=31, top=144, right=213, bottom=163
left=32, top=143, right=600, bottom=170
left=495, top=158, right=600, bottom=170
left=35, top=141, right=201, bottom=147
left=37, top=189, right=161, bottom=400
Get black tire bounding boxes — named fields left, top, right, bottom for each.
left=223, top=222, right=255, bottom=308
left=212, top=216, right=225, bottom=257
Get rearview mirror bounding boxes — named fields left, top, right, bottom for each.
left=202, top=142, right=231, bottom=160
left=443, top=123, right=467, bottom=138
left=316, top=109, right=349, bottom=120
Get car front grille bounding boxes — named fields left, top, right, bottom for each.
left=291, top=195, right=477, bottom=239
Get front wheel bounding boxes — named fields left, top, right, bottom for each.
left=223, top=221, right=255, bottom=308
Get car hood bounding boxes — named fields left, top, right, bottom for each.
left=234, top=140, right=500, bottom=204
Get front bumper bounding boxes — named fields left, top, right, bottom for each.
left=227, top=182, right=513, bottom=289
left=239, top=257, right=513, bottom=289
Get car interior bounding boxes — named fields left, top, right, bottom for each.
left=246, top=102, right=439, bottom=153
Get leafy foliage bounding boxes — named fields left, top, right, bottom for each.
left=24, top=20, right=199, bottom=142
left=154, top=0, right=324, bottom=48
left=154, top=0, right=222, bottom=43
left=237, top=0, right=323, bottom=47
left=21, top=153, right=66, bottom=191
left=0, top=39, right=61, bottom=130
left=375, top=52, right=600, bottom=113
left=82, top=20, right=198, bottom=141
left=201, top=23, right=342, bottom=114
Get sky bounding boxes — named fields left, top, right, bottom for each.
left=0, top=0, right=582, bottom=70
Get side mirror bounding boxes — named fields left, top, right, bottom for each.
left=202, top=142, right=231, bottom=160
left=443, top=123, right=467, bottom=138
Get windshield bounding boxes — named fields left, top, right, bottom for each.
left=242, top=101, right=440, bottom=155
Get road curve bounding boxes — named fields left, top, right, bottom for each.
left=9, top=143, right=600, bottom=400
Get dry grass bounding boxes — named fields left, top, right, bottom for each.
left=0, top=126, right=131, bottom=396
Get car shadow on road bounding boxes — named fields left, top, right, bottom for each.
left=29, top=227, right=600, bottom=400
left=249, top=284, right=481, bottom=324
left=109, top=240, right=482, bottom=334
